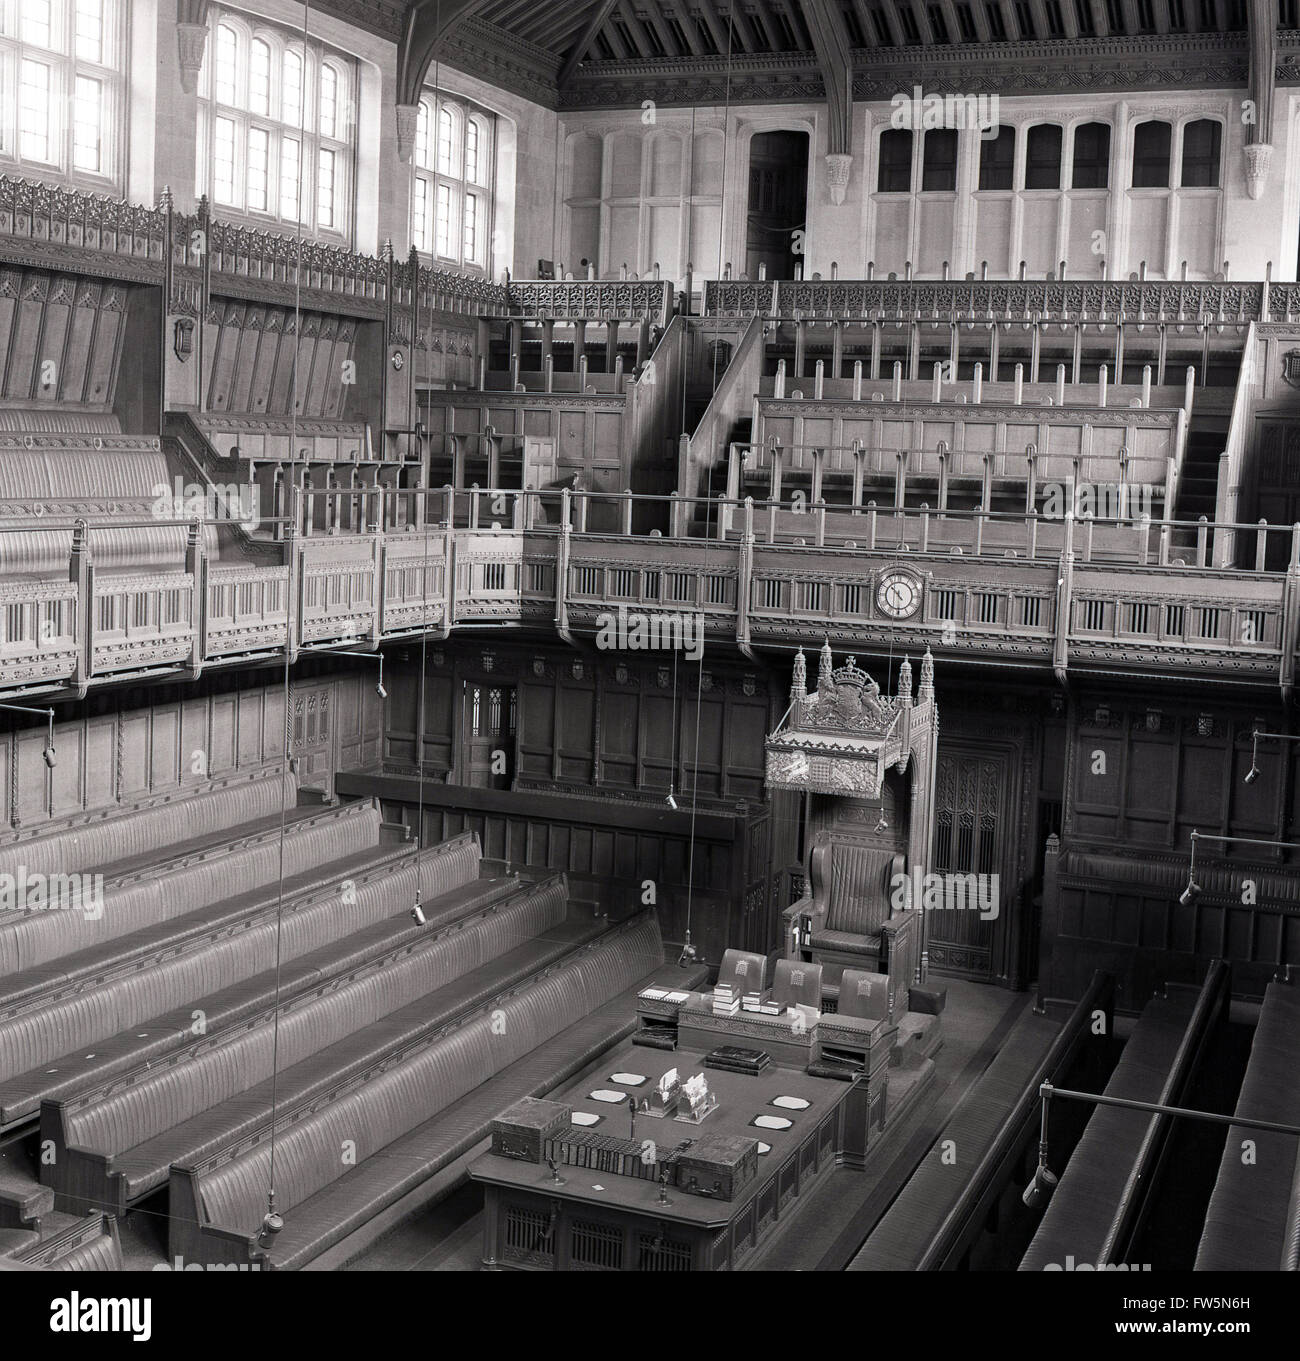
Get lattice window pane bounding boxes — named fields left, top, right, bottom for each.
left=317, top=147, right=336, bottom=228
left=75, top=0, right=105, bottom=62
left=19, top=59, right=53, bottom=162
left=280, top=136, right=301, bottom=219
left=283, top=48, right=303, bottom=127
left=435, top=181, right=453, bottom=256
left=246, top=125, right=269, bottom=210
left=72, top=74, right=104, bottom=172
left=248, top=37, right=270, bottom=115
left=213, top=115, right=236, bottom=202
left=23, top=0, right=54, bottom=48
left=319, top=63, right=338, bottom=138
left=215, top=23, right=237, bottom=105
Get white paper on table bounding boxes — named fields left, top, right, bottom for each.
left=570, top=1112, right=600, bottom=1126
left=753, top=1115, right=793, bottom=1130
left=589, top=1089, right=626, bottom=1103
left=611, top=1072, right=646, bottom=1086
left=772, top=1096, right=810, bottom=1110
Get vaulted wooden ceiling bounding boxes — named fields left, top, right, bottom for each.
left=312, top=0, right=1278, bottom=111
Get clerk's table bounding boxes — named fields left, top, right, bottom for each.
left=469, top=1033, right=876, bottom=1271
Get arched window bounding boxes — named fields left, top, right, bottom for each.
left=215, top=22, right=238, bottom=104
left=1180, top=120, right=1221, bottom=188
left=877, top=128, right=912, bottom=192
left=1131, top=120, right=1172, bottom=188
left=0, top=0, right=126, bottom=187
left=1071, top=122, right=1110, bottom=188
left=197, top=9, right=356, bottom=240
left=1025, top=125, right=1063, bottom=190
left=319, top=63, right=338, bottom=139
left=412, top=91, right=496, bottom=272
left=282, top=48, right=303, bottom=126
left=922, top=129, right=958, bottom=192
left=249, top=37, right=271, bottom=116
left=465, top=117, right=482, bottom=184
left=978, top=127, right=1015, bottom=191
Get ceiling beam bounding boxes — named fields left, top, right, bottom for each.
left=694, top=0, right=734, bottom=53
left=938, top=0, right=967, bottom=42
left=667, top=5, right=704, bottom=53
left=639, top=3, right=684, bottom=55
left=878, top=1, right=909, bottom=47
left=802, top=0, right=855, bottom=155
left=911, top=0, right=941, bottom=43
left=559, top=0, right=623, bottom=83
left=615, top=0, right=659, bottom=56
left=779, top=0, right=814, bottom=48
left=748, top=3, right=780, bottom=49
left=397, top=0, right=497, bottom=104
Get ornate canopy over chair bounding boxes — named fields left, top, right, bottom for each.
left=765, top=641, right=940, bottom=1017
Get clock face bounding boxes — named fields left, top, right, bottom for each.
left=876, top=571, right=922, bottom=619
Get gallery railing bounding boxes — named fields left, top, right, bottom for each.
left=704, top=277, right=1300, bottom=327
left=3, top=489, right=1298, bottom=703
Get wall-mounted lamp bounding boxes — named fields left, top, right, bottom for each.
left=312, top=645, right=387, bottom=700
left=1243, top=727, right=1300, bottom=785
left=1181, top=828, right=1300, bottom=907
left=0, top=702, right=57, bottom=769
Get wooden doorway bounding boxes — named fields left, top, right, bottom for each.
left=746, top=131, right=810, bottom=280
left=291, top=684, right=333, bottom=791
left=926, top=746, right=1011, bottom=983
left=462, top=682, right=516, bottom=788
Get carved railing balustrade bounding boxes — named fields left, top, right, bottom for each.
left=3, top=490, right=1297, bottom=703
left=705, top=278, right=1300, bottom=328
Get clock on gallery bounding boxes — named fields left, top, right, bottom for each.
left=875, top=570, right=923, bottom=619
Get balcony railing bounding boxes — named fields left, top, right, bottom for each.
left=704, top=277, right=1300, bottom=327
left=2, top=489, right=1298, bottom=703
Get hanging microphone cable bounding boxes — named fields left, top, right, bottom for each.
left=261, top=0, right=315, bottom=1251
left=679, top=3, right=736, bottom=969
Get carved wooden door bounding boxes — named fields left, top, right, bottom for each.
left=291, top=684, right=333, bottom=791
left=926, top=747, right=1007, bottom=982
left=463, top=683, right=516, bottom=789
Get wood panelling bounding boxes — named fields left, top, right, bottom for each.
left=1067, top=695, right=1300, bottom=851
left=0, top=269, right=131, bottom=408
left=1044, top=692, right=1300, bottom=1006
left=0, top=665, right=384, bottom=842
left=383, top=643, right=772, bottom=805
left=202, top=301, right=361, bottom=419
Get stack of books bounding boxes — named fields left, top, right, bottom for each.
left=742, top=996, right=781, bottom=1015
left=704, top=1046, right=771, bottom=1076
left=712, top=984, right=740, bottom=1017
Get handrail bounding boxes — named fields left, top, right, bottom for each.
left=677, top=314, right=766, bottom=537
left=705, top=277, right=1291, bottom=326
left=1213, top=321, right=1258, bottom=568
left=914, top=970, right=1115, bottom=1271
